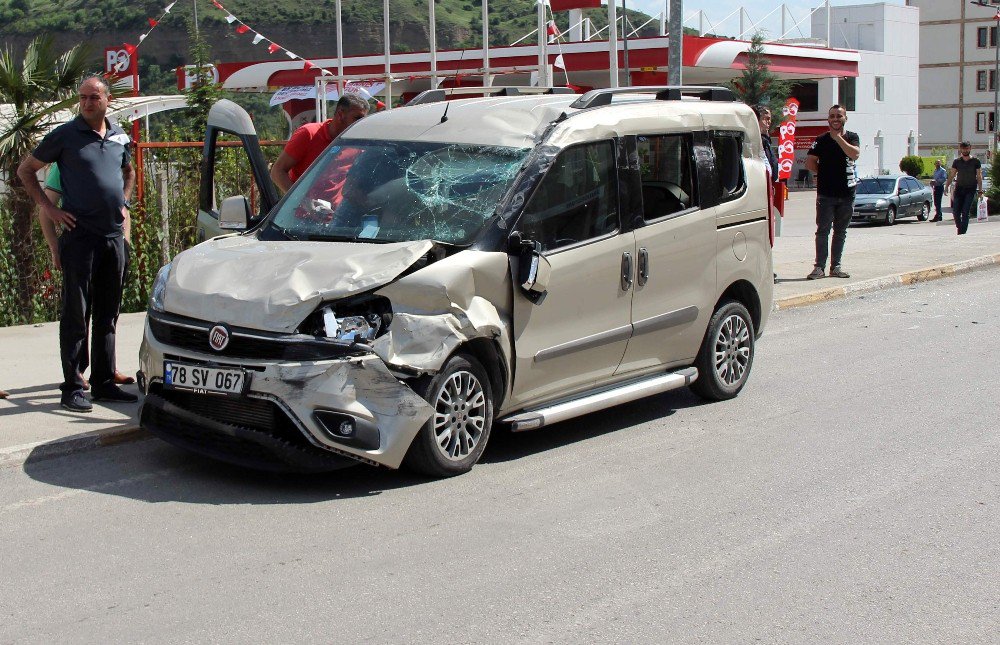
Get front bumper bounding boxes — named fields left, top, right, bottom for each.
left=851, top=207, right=887, bottom=222
left=139, top=315, right=433, bottom=471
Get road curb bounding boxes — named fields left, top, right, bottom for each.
left=774, top=253, right=1000, bottom=311
left=0, top=425, right=148, bottom=469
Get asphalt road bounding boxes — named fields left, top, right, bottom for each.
left=1, top=271, right=998, bottom=643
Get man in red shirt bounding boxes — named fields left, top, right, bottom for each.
left=270, top=93, right=369, bottom=193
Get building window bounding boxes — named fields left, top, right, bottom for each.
left=838, top=77, right=857, bottom=112
left=978, top=71, right=988, bottom=91
left=977, top=113, right=986, bottom=132
left=981, top=71, right=999, bottom=91
left=875, top=76, right=884, bottom=101
left=978, top=26, right=999, bottom=48
left=788, top=81, right=819, bottom=112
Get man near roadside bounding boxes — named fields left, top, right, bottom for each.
left=39, top=164, right=135, bottom=390
left=945, top=141, right=982, bottom=235
left=16, top=75, right=137, bottom=413
left=805, top=104, right=860, bottom=280
left=753, top=104, right=780, bottom=283
left=930, top=158, right=947, bottom=222
left=269, top=94, right=369, bottom=194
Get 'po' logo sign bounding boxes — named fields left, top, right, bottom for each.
left=778, top=159, right=794, bottom=175
left=779, top=140, right=795, bottom=156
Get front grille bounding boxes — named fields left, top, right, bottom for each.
left=148, top=312, right=365, bottom=361
left=160, top=387, right=283, bottom=433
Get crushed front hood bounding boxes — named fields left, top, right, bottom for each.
left=164, top=235, right=434, bottom=333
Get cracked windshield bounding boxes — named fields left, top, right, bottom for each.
left=268, top=139, right=529, bottom=244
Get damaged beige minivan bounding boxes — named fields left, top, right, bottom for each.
left=139, top=86, right=774, bottom=476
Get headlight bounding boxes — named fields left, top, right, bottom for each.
left=875, top=199, right=888, bottom=208
left=149, top=262, right=171, bottom=312
left=321, top=306, right=383, bottom=343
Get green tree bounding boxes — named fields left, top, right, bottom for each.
left=726, top=32, right=792, bottom=121
left=0, top=35, right=92, bottom=321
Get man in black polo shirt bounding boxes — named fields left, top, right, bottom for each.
left=17, top=75, right=137, bottom=412
left=944, top=141, right=982, bottom=235
left=804, top=104, right=860, bottom=280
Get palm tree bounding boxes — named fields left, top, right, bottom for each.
left=0, top=35, right=92, bottom=321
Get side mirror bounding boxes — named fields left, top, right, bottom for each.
left=219, top=195, right=251, bottom=230
left=510, top=232, right=551, bottom=304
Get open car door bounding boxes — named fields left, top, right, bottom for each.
left=196, top=99, right=279, bottom=242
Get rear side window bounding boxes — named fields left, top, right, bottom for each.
left=519, top=141, right=619, bottom=252
left=636, top=134, right=697, bottom=221
left=904, top=177, right=923, bottom=192
left=711, top=131, right=746, bottom=203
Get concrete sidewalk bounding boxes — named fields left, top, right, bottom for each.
left=2, top=190, right=998, bottom=465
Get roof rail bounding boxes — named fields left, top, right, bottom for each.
left=569, top=85, right=737, bottom=110
left=405, top=86, right=577, bottom=106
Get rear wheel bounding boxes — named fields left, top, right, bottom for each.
left=885, top=206, right=897, bottom=225
left=690, top=300, right=755, bottom=401
left=917, top=202, right=929, bottom=221
left=404, top=353, right=494, bottom=477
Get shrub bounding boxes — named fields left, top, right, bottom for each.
left=899, top=155, right=923, bottom=177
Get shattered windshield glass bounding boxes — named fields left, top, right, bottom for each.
left=266, top=139, right=529, bottom=245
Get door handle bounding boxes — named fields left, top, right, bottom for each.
left=637, top=247, right=649, bottom=287
left=621, top=251, right=633, bottom=291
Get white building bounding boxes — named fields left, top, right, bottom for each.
left=909, top=0, right=1000, bottom=157
left=787, top=2, right=921, bottom=178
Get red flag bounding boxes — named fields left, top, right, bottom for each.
left=375, top=100, right=386, bottom=110
left=549, top=0, right=601, bottom=10
left=123, top=42, right=137, bottom=55
left=995, top=8, right=1000, bottom=20
left=268, top=43, right=280, bottom=54
left=546, top=21, right=561, bottom=38
left=236, top=24, right=249, bottom=34
left=148, top=18, right=158, bottom=27
left=303, top=60, right=316, bottom=70
left=212, top=0, right=225, bottom=9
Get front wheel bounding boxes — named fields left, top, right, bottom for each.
left=917, top=202, right=929, bottom=221
left=404, top=353, right=494, bottom=477
left=690, top=300, right=755, bottom=401
left=884, top=206, right=897, bottom=225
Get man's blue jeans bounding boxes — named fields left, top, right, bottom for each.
left=814, top=193, right=854, bottom=269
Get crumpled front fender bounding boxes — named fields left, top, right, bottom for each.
left=373, top=251, right=513, bottom=376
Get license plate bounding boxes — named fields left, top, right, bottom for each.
left=163, top=361, right=248, bottom=396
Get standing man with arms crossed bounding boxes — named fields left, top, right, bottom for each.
left=945, top=141, right=982, bottom=235
left=930, top=158, right=947, bottom=222
left=269, top=94, right=369, bottom=194
left=805, top=104, right=860, bottom=280
left=17, top=75, right=136, bottom=412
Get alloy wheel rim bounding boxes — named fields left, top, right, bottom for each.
left=432, top=370, right=487, bottom=461
left=713, top=314, right=751, bottom=386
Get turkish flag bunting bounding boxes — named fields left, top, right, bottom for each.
left=304, top=61, right=316, bottom=70
left=212, top=1, right=225, bottom=9
left=236, top=24, right=250, bottom=34
left=123, top=43, right=137, bottom=55
left=268, top=43, right=280, bottom=53
left=549, top=0, right=602, bottom=11
left=546, top=21, right=560, bottom=37
left=148, top=18, right=158, bottom=27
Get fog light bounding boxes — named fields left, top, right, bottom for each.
left=337, top=419, right=355, bottom=437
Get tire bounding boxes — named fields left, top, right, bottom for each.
left=403, top=353, right=494, bottom=477
left=917, top=202, right=929, bottom=221
left=885, top=206, right=897, bottom=225
left=690, top=300, right=755, bottom=401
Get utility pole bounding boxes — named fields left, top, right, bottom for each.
left=668, top=0, right=682, bottom=85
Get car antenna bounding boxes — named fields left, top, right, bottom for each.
left=440, top=47, right=470, bottom=124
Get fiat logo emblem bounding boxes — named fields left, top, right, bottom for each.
left=208, top=324, right=230, bottom=351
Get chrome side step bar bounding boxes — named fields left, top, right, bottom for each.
left=502, top=367, right=698, bottom=432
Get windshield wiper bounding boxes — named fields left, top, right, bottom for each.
left=268, top=224, right=301, bottom=241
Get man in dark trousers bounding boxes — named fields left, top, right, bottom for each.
left=930, top=158, right=947, bottom=222
left=805, top=104, right=860, bottom=279
left=17, top=75, right=137, bottom=412
left=945, top=141, right=982, bottom=235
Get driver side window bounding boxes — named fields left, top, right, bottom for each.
left=519, top=141, right=618, bottom=252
